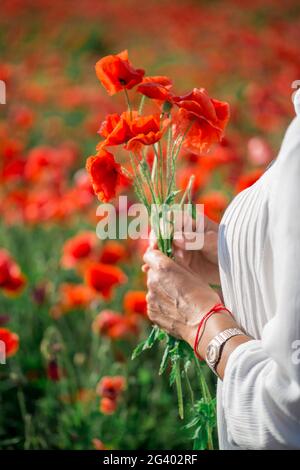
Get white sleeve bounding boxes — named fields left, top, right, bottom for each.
left=222, top=92, right=300, bottom=450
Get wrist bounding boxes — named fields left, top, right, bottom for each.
left=184, top=296, right=222, bottom=348
left=196, top=310, right=236, bottom=358
left=215, top=333, right=251, bottom=379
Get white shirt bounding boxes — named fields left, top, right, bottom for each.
left=217, top=89, right=300, bottom=450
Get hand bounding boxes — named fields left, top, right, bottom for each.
left=172, top=213, right=220, bottom=285
left=143, top=248, right=220, bottom=347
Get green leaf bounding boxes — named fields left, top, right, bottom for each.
left=131, top=340, right=146, bottom=360
left=169, top=361, right=178, bottom=386
left=164, top=190, right=181, bottom=206
left=131, top=326, right=161, bottom=360
left=159, top=345, right=170, bottom=376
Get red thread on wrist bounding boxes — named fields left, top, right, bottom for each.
left=193, top=303, right=232, bottom=360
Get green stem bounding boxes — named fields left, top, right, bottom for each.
left=133, top=152, right=165, bottom=252
left=166, top=125, right=173, bottom=188
left=168, top=121, right=194, bottom=195
left=128, top=153, right=150, bottom=210
left=151, top=154, right=158, bottom=183
left=152, top=144, right=163, bottom=203
left=179, top=174, right=195, bottom=208
left=185, top=370, right=195, bottom=407
left=17, top=388, right=32, bottom=450
left=139, top=95, right=146, bottom=114
left=124, top=88, right=132, bottom=119
left=194, top=359, right=214, bottom=450
left=158, top=140, right=164, bottom=201
left=175, top=360, right=184, bottom=419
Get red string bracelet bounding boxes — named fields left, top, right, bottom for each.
left=193, top=303, right=232, bottom=360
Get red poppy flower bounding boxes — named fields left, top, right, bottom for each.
left=200, top=192, right=229, bottom=223
left=25, top=146, right=76, bottom=183
left=125, top=114, right=170, bottom=152
left=0, top=249, right=26, bottom=296
left=0, top=328, right=19, bottom=357
left=61, top=231, right=97, bottom=268
left=99, top=241, right=127, bottom=264
left=92, top=309, right=138, bottom=339
left=86, top=149, right=130, bottom=202
left=0, top=251, right=13, bottom=286
left=96, top=376, right=126, bottom=400
left=123, top=290, right=147, bottom=317
left=137, top=76, right=173, bottom=101
left=100, top=397, right=117, bottom=415
left=1, top=157, right=26, bottom=183
left=56, top=283, right=95, bottom=314
left=47, top=358, right=61, bottom=382
left=173, top=88, right=230, bottom=154
left=98, top=112, right=169, bottom=152
left=95, top=50, right=145, bottom=96
left=141, top=76, right=173, bottom=88
left=85, top=263, right=127, bottom=299
left=97, top=112, right=133, bottom=147
left=2, top=272, right=26, bottom=294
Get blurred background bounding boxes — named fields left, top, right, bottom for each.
left=0, top=0, right=300, bottom=450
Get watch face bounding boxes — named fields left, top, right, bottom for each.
left=206, top=344, right=218, bottom=365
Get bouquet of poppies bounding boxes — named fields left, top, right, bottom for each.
left=86, top=50, right=229, bottom=449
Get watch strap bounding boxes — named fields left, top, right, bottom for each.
left=205, top=327, right=244, bottom=376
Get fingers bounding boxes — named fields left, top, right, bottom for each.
left=143, top=248, right=172, bottom=271
left=172, top=231, right=198, bottom=249
left=172, top=210, right=203, bottom=250
left=141, top=263, right=149, bottom=273
left=149, top=229, right=158, bottom=249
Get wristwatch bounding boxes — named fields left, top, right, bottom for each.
left=205, top=328, right=244, bottom=376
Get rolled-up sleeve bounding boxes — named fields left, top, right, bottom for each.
left=222, top=102, right=300, bottom=449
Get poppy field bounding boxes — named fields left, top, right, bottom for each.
left=1, top=0, right=300, bottom=450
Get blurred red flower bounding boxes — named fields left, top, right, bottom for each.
left=52, top=283, right=95, bottom=317
left=0, top=327, right=19, bottom=357
left=100, top=397, right=117, bottom=415
left=24, top=146, right=76, bottom=184
left=85, top=263, right=127, bottom=299
left=200, top=191, right=229, bottom=223
left=235, top=169, right=264, bottom=193
left=177, top=166, right=209, bottom=194
left=95, top=50, right=145, bottom=96
left=0, top=249, right=26, bottom=296
left=123, top=290, right=147, bottom=317
left=96, top=375, right=126, bottom=400
left=47, top=358, right=62, bottom=382
left=200, top=138, right=240, bottom=171
left=86, top=149, right=130, bottom=202
left=99, top=241, right=127, bottom=264
left=92, top=309, right=138, bottom=339
left=97, top=375, right=126, bottom=415
left=173, top=88, right=230, bottom=154
left=92, top=438, right=107, bottom=450
left=61, top=231, right=97, bottom=269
